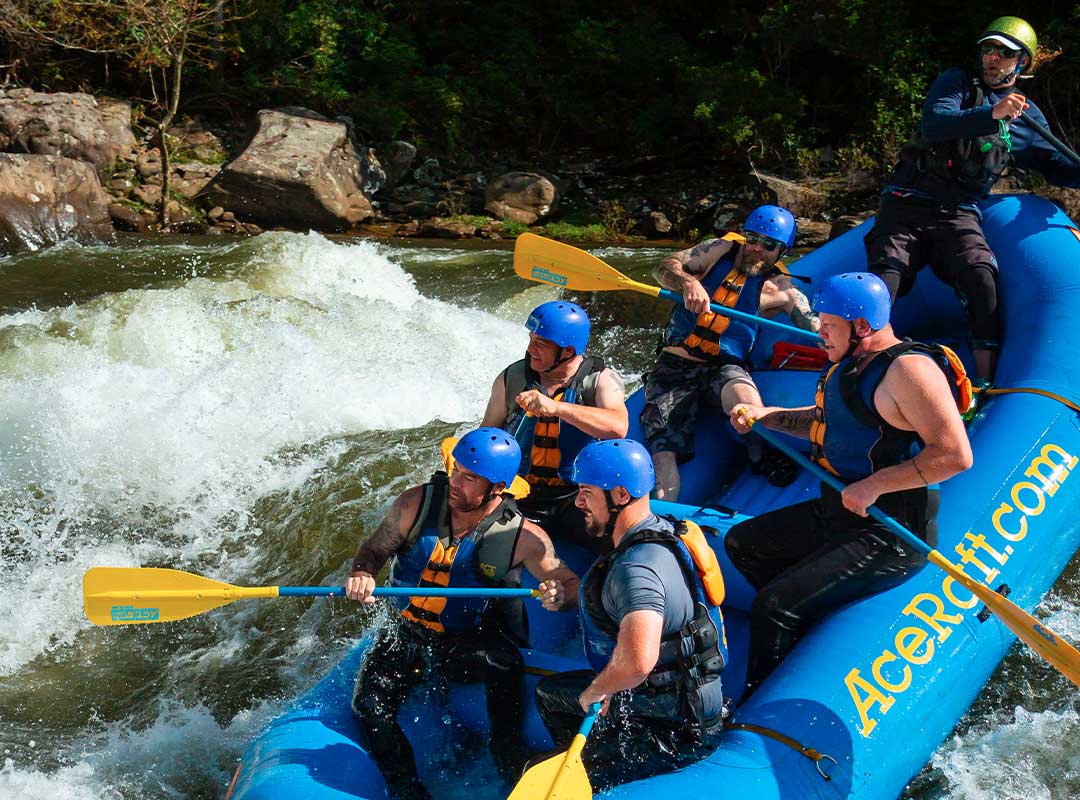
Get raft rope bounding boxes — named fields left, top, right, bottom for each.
left=723, top=721, right=838, bottom=781
left=976, top=385, right=1080, bottom=414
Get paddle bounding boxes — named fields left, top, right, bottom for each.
left=508, top=702, right=602, bottom=800
left=83, top=567, right=541, bottom=626
left=1019, top=111, right=1080, bottom=169
left=513, top=233, right=822, bottom=343
left=748, top=424, right=1080, bottom=686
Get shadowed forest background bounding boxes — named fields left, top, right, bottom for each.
left=1, top=0, right=1078, bottom=178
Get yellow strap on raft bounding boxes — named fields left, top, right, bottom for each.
left=977, top=385, right=1080, bottom=413
left=723, top=722, right=838, bottom=782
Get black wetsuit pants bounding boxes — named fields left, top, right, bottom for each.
left=865, top=193, right=1001, bottom=350
left=534, top=670, right=722, bottom=792
left=351, top=617, right=526, bottom=800
left=724, top=484, right=937, bottom=693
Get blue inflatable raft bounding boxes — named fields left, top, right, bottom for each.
left=226, top=195, right=1080, bottom=800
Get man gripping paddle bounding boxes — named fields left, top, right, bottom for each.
left=642, top=205, right=819, bottom=498
left=345, top=427, right=579, bottom=800
left=726, top=273, right=973, bottom=694
left=533, top=439, right=727, bottom=791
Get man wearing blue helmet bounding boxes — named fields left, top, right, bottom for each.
left=345, top=427, right=580, bottom=800
left=533, top=439, right=727, bottom=790
left=483, top=300, right=628, bottom=551
left=643, top=204, right=819, bottom=497
left=866, top=16, right=1080, bottom=382
left=725, top=273, right=972, bottom=693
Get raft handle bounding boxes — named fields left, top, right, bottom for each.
left=977, top=583, right=1012, bottom=623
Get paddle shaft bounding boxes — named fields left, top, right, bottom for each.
left=281, top=586, right=538, bottom=598
left=656, top=287, right=821, bottom=343
left=546, top=703, right=602, bottom=800
left=1020, top=111, right=1080, bottom=169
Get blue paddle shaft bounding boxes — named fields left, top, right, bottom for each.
left=277, top=586, right=537, bottom=598
left=752, top=426, right=931, bottom=557
left=1019, top=112, right=1080, bottom=169
left=578, top=702, right=603, bottom=737
left=656, top=288, right=822, bottom=343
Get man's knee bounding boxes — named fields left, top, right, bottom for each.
left=955, top=263, right=998, bottom=306
left=719, top=379, right=760, bottom=416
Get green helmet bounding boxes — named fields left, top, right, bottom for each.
left=979, top=16, right=1038, bottom=73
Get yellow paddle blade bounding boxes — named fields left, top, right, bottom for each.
left=83, top=567, right=276, bottom=626
left=513, top=233, right=660, bottom=297
left=440, top=436, right=531, bottom=499
left=927, top=551, right=1080, bottom=685
left=508, top=740, right=591, bottom=800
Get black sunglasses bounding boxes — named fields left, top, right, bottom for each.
left=742, top=231, right=784, bottom=251
left=981, top=43, right=1021, bottom=59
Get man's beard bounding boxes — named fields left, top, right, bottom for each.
left=740, top=255, right=769, bottom=276
left=983, top=65, right=1014, bottom=88
left=583, top=512, right=606, bottom=538
left=449, top=490, right=486, bottom=513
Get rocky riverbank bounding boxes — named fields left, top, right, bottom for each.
left=0, top=87, right=1076, bottom=254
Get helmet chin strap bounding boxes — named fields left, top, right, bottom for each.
left=842, top=321, right=863, bottom=360
left=541, top=346, right=575, bottom=374
left=601, top=489, right=631, bottom=538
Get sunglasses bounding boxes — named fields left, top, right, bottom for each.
left=980, top=43, right=1021, bottom=60
left=742, top=231, right=784, bottom=251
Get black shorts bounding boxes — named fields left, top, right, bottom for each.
left=865, top=192, right=998, bottom=297
left=640, top=350, right=755, bottom=460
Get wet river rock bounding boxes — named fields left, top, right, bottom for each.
left=202, top=107, right=373, bottom=231
left=0, top=153, right=113, bottom=253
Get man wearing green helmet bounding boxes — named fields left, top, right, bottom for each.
left=866, top=16, right=1080, bottom=382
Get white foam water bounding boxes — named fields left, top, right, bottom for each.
left=0, top=232, right=523, bottom=676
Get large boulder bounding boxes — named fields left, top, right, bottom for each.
left=0, top=154, right=113, bottom=253
left=0, top=90, right=123, bottom=177
left=202, top=108, right=373, bottom=230
left=485, top=172, right=559, bottom=225
left=743, top=171, right=827, bottom=218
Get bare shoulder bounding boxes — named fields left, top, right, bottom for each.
left=596, top=367, right=626, bottom=394
left=681, top=238, right=734, bottom=275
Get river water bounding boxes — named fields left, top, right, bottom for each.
left=0, top=232, right=1077, bottom=800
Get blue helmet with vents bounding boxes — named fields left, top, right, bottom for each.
left=526, top=301, right=590, bottom=355
left=812, top=272, right=892, bottom=330
left=452, top=427, right=521, bottom=487
left=571, top=439, right=655, bottom=498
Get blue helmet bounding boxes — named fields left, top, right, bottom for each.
left=452, top=427, right=521, bottom=487
left=571, top=439, right=655, bottom=498
left=526, top=301, right=590, bottom=355
left=812, top=272, right=892, bottom=330
left=744, top=205, right=797, bottom=249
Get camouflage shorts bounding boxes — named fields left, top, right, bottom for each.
left=641, top=351, right=755, bottom=461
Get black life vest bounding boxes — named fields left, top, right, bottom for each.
left=580, top=519, right=728, bottom=730
left=898, top=71, right=1012, bottom=202
left=809, top=340, right=972, bottom=480
left=504, top=356, right=606, bottom=487
left=388, top=472, right=524, bottom=633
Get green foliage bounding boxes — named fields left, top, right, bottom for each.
left=3, top=0, right=1078, bottom=171
left=540, top=221, right=609, bottom=242
left=501, top=220, right=529, bottom=238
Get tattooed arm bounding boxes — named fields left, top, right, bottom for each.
left=516, top=521, right=580, bottom=611
left=345, top=485, right=422, bottom=603
left=653, top=238, right=734, bottom=314
left=730, top=403, right=816, bottom=439
left=759, top=274, right=821, bottom=332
